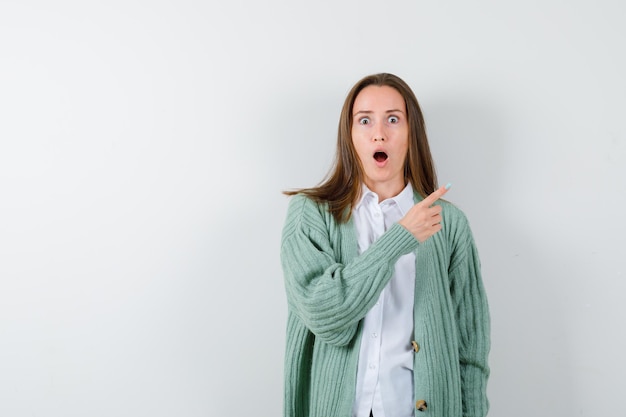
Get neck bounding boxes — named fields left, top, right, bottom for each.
left=364, top=179, right=407, bottom=202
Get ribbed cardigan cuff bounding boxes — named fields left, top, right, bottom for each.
left=369, top=222, right=419, bottom=263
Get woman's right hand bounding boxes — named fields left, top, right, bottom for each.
left=398, top=185, right=450, bottom=243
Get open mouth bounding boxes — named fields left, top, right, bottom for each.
left=373, top=151, right=388, bottom=162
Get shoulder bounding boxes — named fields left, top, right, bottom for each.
left=283, top=194, right=332, bottom=240
left=439, top=200, right=470, bottom=227
left=438, top=201, right=479, bottom=264
left=285, top=194, right=327, bottom=223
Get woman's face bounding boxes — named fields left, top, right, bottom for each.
left=351, top=85, right=409, bottom=199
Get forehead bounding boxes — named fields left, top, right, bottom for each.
left=353, top=85, right=406, bottom=113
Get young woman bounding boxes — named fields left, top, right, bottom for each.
left=281, top=73, right=490, bottom=417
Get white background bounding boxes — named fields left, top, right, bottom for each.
left=1, top=1, right=625, bottom=416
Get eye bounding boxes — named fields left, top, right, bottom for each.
left=358, top=117, right=371, bottom=125
left=388, top=115, right=399, bottom=124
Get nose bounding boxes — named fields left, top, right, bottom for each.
left=372, top=123, right=385, bottom=142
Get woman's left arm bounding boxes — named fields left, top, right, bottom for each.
left=448, top=211, right=491, bottom=417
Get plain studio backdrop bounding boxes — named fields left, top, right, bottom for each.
left=1, top=1, right=625, bottom=416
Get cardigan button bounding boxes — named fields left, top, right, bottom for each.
left=416, top=400, right=427, bottom=411
left=411, top=340, right=420, bottom=353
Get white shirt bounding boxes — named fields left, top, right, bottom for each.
left=352, top=183, right=416, bottom=417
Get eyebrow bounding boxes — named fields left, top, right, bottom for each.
left=353, top=109, right=405, bottom=116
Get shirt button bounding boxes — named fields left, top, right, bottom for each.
left=372, top=333, right=378, bottom=338
left=369, top=364, right=375, bottom=370
left=412, top=340, right=420, bottom=353
left=416, top=400, right=428, bottom=411
left=373, top=212, right=380, bottom=217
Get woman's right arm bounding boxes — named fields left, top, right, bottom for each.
left=281, top=195, right=419, bottom=347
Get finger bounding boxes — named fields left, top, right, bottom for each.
left=430, top=213, right=442, bottom=226
left=420, top=183, right=451, bottom=207
left=429, top=205, right=442, bottom=216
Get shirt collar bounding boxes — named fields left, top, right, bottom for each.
left=354, top=183, right=414, bottom=215
left=355, top=184, right=377, bottom=211
left=388, top=182, right=415, bottom=216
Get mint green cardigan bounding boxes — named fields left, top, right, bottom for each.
left=281, top=192, right=490, bottom=417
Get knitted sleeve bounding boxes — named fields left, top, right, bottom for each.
left=447, top=210, right=491, bottom=417
left=281, top=194, right=419, bottom=347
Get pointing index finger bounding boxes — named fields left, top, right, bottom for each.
left=420, top=182, right=452, bottom=206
